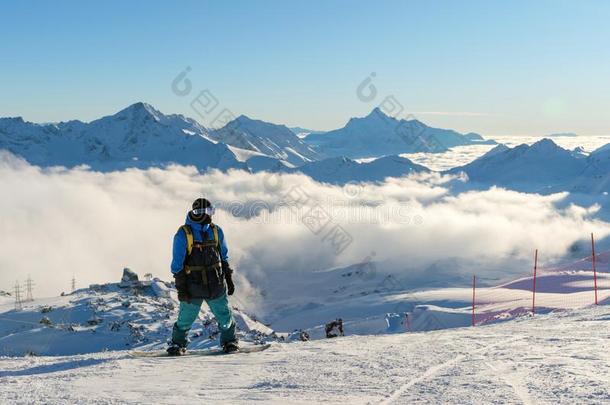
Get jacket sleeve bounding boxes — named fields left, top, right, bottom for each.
left=217, top=226, right=229, bottom=263
left=170, top=228, right=187, bottom=274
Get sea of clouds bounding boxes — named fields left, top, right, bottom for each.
left=403, top=135, right=610, bottom=171
left=1, top=150, right=609, bottom=314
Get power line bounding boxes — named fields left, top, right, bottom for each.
left=25, top=276, right=34, bottom=302
left=13, top=281, right=23, bottom=311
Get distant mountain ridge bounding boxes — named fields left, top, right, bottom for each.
left=303, top=107, right=494, bottom=158
left=2, top=103, right=609, bottom=193
left=0, top=102, right=489, bottom=179
left=448, top=138, right=608, bottom=194
left=0, top=103, right=437, bottom=184
left=0, top=102, right=244, bottom=171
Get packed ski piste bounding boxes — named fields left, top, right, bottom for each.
left=1, top=196, right=610, bottom=403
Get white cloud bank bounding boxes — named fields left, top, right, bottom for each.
left=1, top=151, right=608, bottom=313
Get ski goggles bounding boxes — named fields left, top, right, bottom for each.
left=191, top=206, right=215, bottom=216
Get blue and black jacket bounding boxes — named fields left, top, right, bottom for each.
left=170, top=215, right=229, bottom=275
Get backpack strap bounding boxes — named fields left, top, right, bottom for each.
left=181, top=225, right=193, bottom=256
left=210, top=223, right=220, bottom=251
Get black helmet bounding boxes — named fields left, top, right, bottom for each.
left=188, top=198, right=215, bottom=224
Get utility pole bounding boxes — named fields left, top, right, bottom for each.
left=592, top=233, right=598, bottom=305
left=71, top=275, right=76, bottom=292
left=14, top=281, right=23, bottom=311
left=25, top=276, right=34, bottom=302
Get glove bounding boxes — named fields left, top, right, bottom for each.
left=222, top=261, right=235, bottom=296
left=174, top=271, right=190, bottom=302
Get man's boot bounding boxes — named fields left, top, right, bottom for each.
left=222, top=340, right=239, bottom=353
left=166, top=341, right=187, bottom=356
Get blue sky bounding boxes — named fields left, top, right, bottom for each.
left=1, top=0, right=609, bottom=136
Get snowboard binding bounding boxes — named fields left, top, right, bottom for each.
left=222, top=341, right=239, bottom=354
left=166, top=344, right=187, bottom=356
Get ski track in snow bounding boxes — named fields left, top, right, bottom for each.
left=2, top=307, right=610, bottom=404
left=379, top=335, right=525, bottom=405
left=485, top=361, right=534, bottom=405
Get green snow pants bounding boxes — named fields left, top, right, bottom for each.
left=171, top=293, right=236, bottom=347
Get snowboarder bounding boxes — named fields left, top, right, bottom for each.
left=325, top=318, right=344, bottom=338
left=167, top=198, right=238, bottom=355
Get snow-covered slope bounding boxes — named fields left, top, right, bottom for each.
left=0, top=273, right=275, bottom=357
left=571, top=143, right=610, bottom=193
left=304, top=108, right=494, bottom=158
left=9, top=259, right=608, bottom=359
left=210, top=115, right=320, bottom=166
left=448, top=139, right=589, bottom=192
left=2, top=305, right=610, bottom=404
left=593, top=143, right=610, bottom=155
left=0, top=103, right=245, bottom=171
left=245, top=154, right=293, bottom=172
left=3, top=257, right=610, bottom=403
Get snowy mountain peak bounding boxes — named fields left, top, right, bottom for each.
left=234, top=114, right=255, bottom=123
left=113, top=102, right=163, bottom=122
left=518, top=139, right=579, bottom=161
left=346, top=107, right=397, bottom=127
left=211, top=114, right=319, bottom=166
left=484, top=144, right=510, bottom=157
left=0, top=116, right=26, bottom=125
left=304, top=109, right=495, bottom=159
left=367, top=107, right=390, bottom=119
left=230, top=114, right=287, bottom=132
left=0, top=103, right=244, bottom=171
left=230, top=114, right=293, bottom=133
left=529, top=138, right=561, bottom=151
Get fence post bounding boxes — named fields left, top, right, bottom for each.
left=592, top=233, right=598, bottom=305
left=472, top=275, right=476, bottom=327
left=532, top=249, right=538, bottom=315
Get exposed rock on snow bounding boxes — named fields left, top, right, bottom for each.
left=150, top=279, right=171, bottom=299
left=0, top=272, right=275, bottom=356
left=119, top=268, right=139, bottom=286
left=39, top=316, right=52, bottom=326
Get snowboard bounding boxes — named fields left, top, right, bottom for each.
left=129, top=343, right=271, bottom=358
